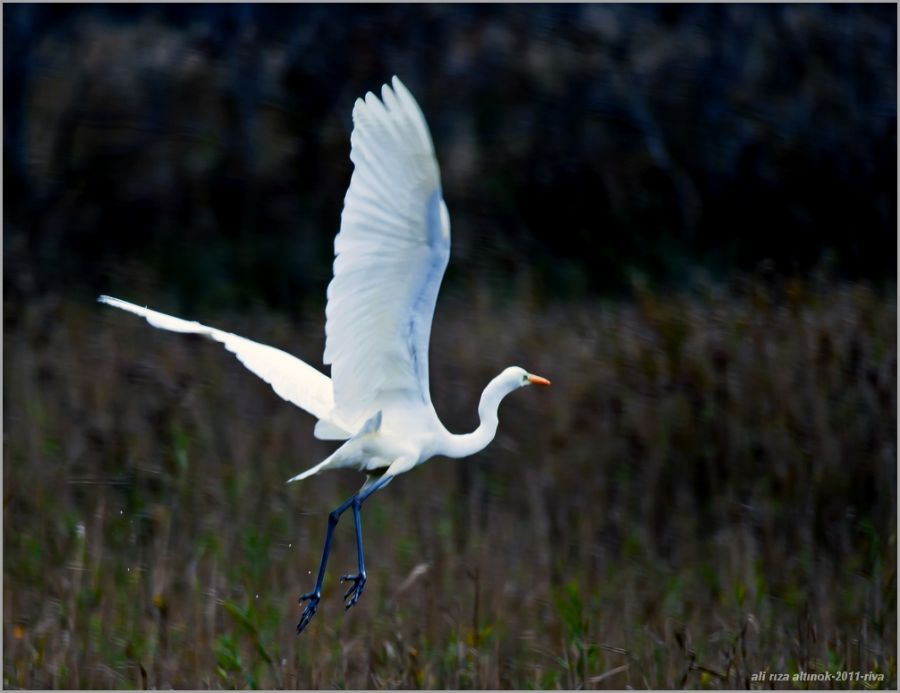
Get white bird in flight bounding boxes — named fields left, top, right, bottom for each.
left=99, top=76, right=550, bottom=634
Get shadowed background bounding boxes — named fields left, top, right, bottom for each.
left=3, top=3, right=897, bottom=689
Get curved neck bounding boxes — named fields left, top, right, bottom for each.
left=439, top=373, right=518, bottom=459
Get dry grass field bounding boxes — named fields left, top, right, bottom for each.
left=3, top=278, right=896, bottom=689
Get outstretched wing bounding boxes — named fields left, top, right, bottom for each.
left=98, top=295, right=337, bottom=425
left=324, top=76, right=451, bottom=428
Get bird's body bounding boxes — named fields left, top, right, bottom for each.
left=100, top=76, right=548, bottom=634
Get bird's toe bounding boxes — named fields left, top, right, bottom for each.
left=296, top=598, right=319, bottom=634
left=296, top=591, right=321, bottom=634
left=341, top=574, right=366, bottom=608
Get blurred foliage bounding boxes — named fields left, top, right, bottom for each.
left=3, top=4, right=897, bottom=690
left=3, top=4, right=897, bottom=311
left=3, top=278, right=896, bottom=688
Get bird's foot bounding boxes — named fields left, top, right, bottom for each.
left=296, top=590, right=320, bottom=634
left=339, top=573, right=367, bottom=610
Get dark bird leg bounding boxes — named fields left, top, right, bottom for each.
left=296, top=494, right=354, bottom=633
left=339, top=500, right=366, bottom=609
left=339, top=474, right=393, bottom=610
left=297, top=474, right=394, bottom=633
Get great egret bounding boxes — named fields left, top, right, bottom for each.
left=99, top=76, right=550, bottom=634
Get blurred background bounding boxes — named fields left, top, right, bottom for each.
left=3, top=3, right=896, bottom=689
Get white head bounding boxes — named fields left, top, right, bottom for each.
left=446, top=366, right=552, bottom=459
left=500, top=365, right=551, bottom=391
left=479, top=366, right=551, bottom=417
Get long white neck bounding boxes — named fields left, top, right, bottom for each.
left=439, top=372, right=520, bottom=459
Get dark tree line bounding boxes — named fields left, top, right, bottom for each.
left=4, top=3, right=896, bottom=311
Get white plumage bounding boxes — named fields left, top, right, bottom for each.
left=101, top=76, right=547, bottom=484
left=325, top=77, right=450, bottom=432
left=96, top=295, right=335, bottom=423
left=100, top=77, right=549, bottom=632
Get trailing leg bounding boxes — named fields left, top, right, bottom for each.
left=339, top=474, right=394, bottom=611
left=296, top=494, right=354, bottom=634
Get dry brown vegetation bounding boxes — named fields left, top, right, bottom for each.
left=3, top=278, right=896, bottom=689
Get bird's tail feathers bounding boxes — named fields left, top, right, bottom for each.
left=286, top=411, right=383, bottom=483
left=285, top=445, right=361, bottom=483
left=286, top=458, right=332, bottom=483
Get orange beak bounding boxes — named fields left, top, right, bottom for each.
left=527, top=374, right=551, bottom=386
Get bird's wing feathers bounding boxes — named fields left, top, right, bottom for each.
left=324, top=76, right=450, bottom=428
left=98, top=296, right=342, bottom=429
left=99, top=78, right=447, bottom=454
